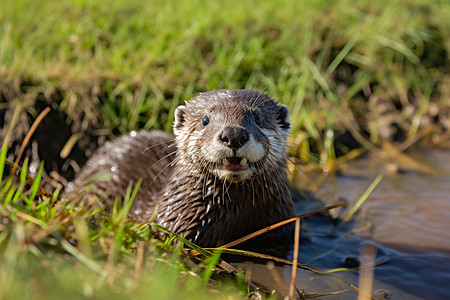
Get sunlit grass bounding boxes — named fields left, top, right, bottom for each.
left=0, top=153, right=247, bottom=299
left=1, top=0, right=448, bottom=167
left=0, top=0, right=449, bottom=298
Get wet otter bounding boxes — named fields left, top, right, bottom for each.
left=68, top=89, right=296, bottom=247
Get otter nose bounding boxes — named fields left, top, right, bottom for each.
left=220, top=127, right=249, bottom=149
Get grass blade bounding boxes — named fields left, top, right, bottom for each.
left=343, top=174, right=384, bottom=222
left=0, top=145, right=7, bottom=182
left=27, top=161, right=45, bottom=206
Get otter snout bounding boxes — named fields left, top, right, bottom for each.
left=220, top=127, right=249, bottom=149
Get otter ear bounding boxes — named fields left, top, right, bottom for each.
left=277, top=104, right=290, bottom=130
left=174, top=105, right=187, bottom=130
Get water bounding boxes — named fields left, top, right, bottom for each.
left=235, top=147, right=450, bottom=299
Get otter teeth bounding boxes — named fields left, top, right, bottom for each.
left=240, top=157, right=248, bottom=166
left=223, top=158, right=230, bottom=166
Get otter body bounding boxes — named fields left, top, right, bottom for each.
left=69, top=90, right=295, bottom=247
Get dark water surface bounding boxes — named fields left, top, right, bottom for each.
left=237, top=147, right=450, bottom=299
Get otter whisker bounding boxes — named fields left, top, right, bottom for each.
left=201, top=160, right=213, bottom=199
left=221, top=180, right=226, bottom=205
left=285, top=145, right=320, bottom=163
left=266, top=145, right=304, bottom=175
left=147, top=150, right=180, bottom=184
left=142, top=138, right=176, bottom=154
left=285, top=156, right=304, bottom=175
left=145, top=141, right=176, bottom=161
left=224, top=180, right=232, bottom=203
left=140, top=148, right=178, bottom=179
left=253, top=94, right=278, bottom=110
left=212, top=174, right=217, bottom=205
left=250, top=87, right=267, bottom=108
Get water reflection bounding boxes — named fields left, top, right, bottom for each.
left=237, top=147, right=450, bottom=299
left=313, top=147, right=450, bottom=252
left=297, top=147, right=450, bottom=299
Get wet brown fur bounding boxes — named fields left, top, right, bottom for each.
left=68, top=90, right=295, bottom=247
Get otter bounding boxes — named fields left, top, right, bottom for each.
left=68, top=89, right=296, bottom=247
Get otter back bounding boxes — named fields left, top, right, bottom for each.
left=66, top=129, right=176, bottom=221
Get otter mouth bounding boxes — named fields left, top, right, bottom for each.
left=221, top=157, right=249, bottom=171
left=209, top=156, right=258, bottom=182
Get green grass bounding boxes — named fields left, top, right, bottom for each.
left=1, top=0, right=449, bottom=298
left=1, top=0, right=449, bottom=165
left=0, top=151, right=249, bottom=300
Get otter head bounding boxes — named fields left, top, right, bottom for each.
left=173, top=89, right=290, bottom=183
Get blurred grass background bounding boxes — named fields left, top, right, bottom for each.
left=1, top=0, right=449, bottom=167
left=0, top=0, right=449, bottom=298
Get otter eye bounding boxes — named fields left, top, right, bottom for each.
left=255, top=114, right=263, bottom=125
left=201, top=116, right=210, bottom=127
